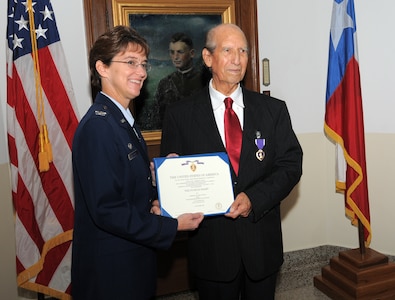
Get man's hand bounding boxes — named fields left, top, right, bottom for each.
left=225, top=192, right=252, bottom=219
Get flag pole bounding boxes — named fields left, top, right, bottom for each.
left=358, top=219, right=366, bottom=255
left=315, top=1, right=395, bottom=296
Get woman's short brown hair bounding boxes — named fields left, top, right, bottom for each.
left=89, top=25, right=150, bottom=89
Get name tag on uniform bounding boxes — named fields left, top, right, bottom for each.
left=128, top=149, right=138, bottom=161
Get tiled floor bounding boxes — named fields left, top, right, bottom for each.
left=155, top=282, right=330, bottom=299
left=41, top=246, right=393, bottom=299
left=155, top=247, right=334, bottom=299
left=156, top=245, right=395, bottom=300
left=156, top=287, right=330, bottom=300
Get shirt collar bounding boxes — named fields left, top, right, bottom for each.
left=208, top=79, right=244, bottom=111
left=177, top=66, right=193, bottom=74
left=100, top=91, right=135, bottom=126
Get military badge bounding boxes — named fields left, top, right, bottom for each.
left=254, top=130, right=265, bottom=161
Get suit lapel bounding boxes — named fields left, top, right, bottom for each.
left=238, top=89, right=268, bottom=176
left=193, top=88, right=226, bottom=151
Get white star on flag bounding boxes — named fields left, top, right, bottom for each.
left=15, top=15, right=28, bottom=31
left=330, top=0, right=354, bottom=50
left=12, top=34, right=23, bottom=49
left=40, top=5, right=53, bottom=21
left=22, top=1, right=36, bottom=12
left=35, top=24, right=47, bottom=39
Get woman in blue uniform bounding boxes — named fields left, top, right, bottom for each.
left=71, top=26, right=203, bottom=300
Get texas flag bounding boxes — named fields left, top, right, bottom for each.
left=324, top=0, right=371, bottom=246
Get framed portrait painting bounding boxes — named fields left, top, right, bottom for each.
left=112, top=0, right=235, bottom=141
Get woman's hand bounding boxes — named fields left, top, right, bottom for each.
left=150, top=199, right=161, bottom=215
left=150, top=153, right=179, bottom=187
left=177, top=213, right=204, bottom=231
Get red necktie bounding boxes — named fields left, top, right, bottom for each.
left=224, top=97, right=242, bottom=175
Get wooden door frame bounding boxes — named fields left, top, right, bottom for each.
left=83, top=0, right=259, bottom=158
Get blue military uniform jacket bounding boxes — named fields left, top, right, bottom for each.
left=71, top=92, right=177, bottom=300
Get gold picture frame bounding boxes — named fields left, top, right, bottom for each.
left=111, top=0, right=236, bottom=146
left=112, top=0, right=236, bottom=25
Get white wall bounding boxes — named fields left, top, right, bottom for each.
left=1, top=0, right=395, bottom=299
left=257, top=0, right=395, bottom=256
left=258, top=0, right=395, bottom=134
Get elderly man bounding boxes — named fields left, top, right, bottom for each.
left=160, top=23, right=303, bottom=300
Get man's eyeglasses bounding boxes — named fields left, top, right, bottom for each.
left=111, top=60, right=152, bottom=72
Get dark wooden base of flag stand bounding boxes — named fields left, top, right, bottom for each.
left=314, top=248, right=395, bottom=299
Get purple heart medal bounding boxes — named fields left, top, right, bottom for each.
left=255, top=130, right=265, bottom=161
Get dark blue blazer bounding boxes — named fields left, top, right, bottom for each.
left=71, top=93, right=177, bottom=300
left=160, top=86, right=303, bottom=281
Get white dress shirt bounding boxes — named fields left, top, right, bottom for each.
left=209, top=79, right=244, bottom=147
left=101, top=91, right=135, bottom=127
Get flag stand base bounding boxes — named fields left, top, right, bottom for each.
left=314, top=248, right=395, bottom=299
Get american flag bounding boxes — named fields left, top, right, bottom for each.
left=6, top=0, right=79, bottom=298
left=324, top=0, right=371, bottom=245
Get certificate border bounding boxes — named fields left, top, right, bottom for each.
left=153, top=152, right=233, bottom=217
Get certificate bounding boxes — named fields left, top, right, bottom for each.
left=153, top=152, right=234, bottom=218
